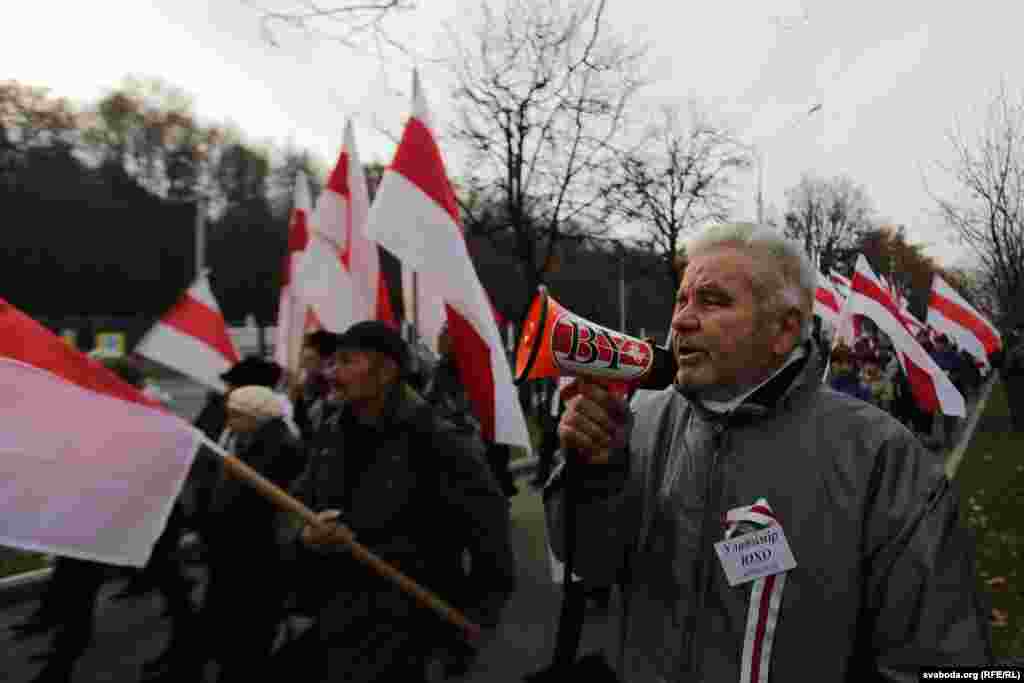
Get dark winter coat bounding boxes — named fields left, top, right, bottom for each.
left=283, top=382, right=517, bottom=681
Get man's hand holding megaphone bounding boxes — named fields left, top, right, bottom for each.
left=557, top=378, right=632, bottom=465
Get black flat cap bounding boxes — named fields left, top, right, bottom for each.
left=220, top=356, right=283, bottom=388
left=335, top=321, right=409, bottom=375
left=305, top=330, right=342, bottom=356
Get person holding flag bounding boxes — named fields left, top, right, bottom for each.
left=280, top=321, right=517, bottom=681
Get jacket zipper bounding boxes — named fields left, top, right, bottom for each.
left=689, top=421, right=727, bottom=678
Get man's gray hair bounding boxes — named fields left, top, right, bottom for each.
left=685, top=222, right=816, bottom=341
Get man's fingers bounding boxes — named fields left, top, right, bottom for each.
left=562, top=397, right=617, bottom=450
left=577, top=380, right=629, bottom=420
left=318, top=509, right=342, bottom=523
left=573, top=396, right=618, bottom=435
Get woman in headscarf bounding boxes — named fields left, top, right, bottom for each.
left=148, top=385, right=306, bottom=683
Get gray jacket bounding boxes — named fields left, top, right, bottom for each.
left=546, top=346, right=992, bottom=682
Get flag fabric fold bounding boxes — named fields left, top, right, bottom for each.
left=0, top=299, right=202, bottom=567
left=365, top=70, right=531, bottom=452
left=297, top=121, right=397, bottom=333
left=829, top=270, right=851, bottom=299
left=814, top=273, right=843, bottom=327
left=847, top=256, right=966, bottom=417
left=275, top=173, right=313, bottom=377
left=135, top=271, right=240, bottom=392
left=927, top=274, right=1002, bottom=365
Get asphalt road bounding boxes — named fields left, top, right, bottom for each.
left=2, top=377, right=617, bottom=683
left=1, top=481, right=616, bottom=683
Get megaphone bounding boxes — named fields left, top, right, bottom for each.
left=514, top=286, right=676, bottom=390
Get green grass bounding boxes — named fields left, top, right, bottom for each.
left=0, top=547, right=50, bottom=579
left=953, top=379, right=1024, bottom=659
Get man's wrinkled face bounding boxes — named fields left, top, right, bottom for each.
left=671, top=247, right=794, bottom=397
left=327, top=349, right=390, bottom=405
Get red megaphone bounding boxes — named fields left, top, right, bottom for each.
left=514, top=286, right=676, bottom=390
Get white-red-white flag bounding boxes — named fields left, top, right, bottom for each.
left=927, top=274, right=1002, bottom=365
left=365, top=70, right=531, bottom=451
left=848, top=256, right=966, bottom=416
left=298, top=122, right=398, bottom=333
left=829, top=269, right=868, bottom=344
left=896, top=302, right=926, bottom=337
left=275, top=173, right=313, bottom=376
left=0, top=299, right=202, bottom=567
left=814, top=273, right=843, bottom=327
left=829, top=270, right=851, bottom=298
left=135, top=271, right=240, bottom=392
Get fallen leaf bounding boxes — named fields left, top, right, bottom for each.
left=987, top=576, right=1008, bottom=591
left=990, top=608, right=1009, bottom=628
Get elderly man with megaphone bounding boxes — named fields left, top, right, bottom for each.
left=522, top=223, right=991, bottom=681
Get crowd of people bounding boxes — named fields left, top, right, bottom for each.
left=8, top=220, right=1014, bottom=682
left=816, top=321, right=993, bottom=451
left=12, top=322, right=519, bottom=683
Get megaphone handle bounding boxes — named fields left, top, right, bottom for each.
left=552, top=451, right=585, bottom=668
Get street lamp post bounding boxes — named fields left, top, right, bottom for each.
left=194, top=196, right=206, bottom=278
left=755, top=147, right=765, bottom=224
left=745, top=103, right=822, bottom=224
left=618, top=245, right=626, bottom=332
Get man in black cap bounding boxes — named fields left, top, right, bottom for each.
left=280, top=320, right=517, bottom=682
left=290, top=330, right=341, bottom=441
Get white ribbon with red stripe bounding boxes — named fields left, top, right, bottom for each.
left=724, top=499, right=787, bottom=683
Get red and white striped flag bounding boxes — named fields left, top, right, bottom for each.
left=298, top=121, right=397, bottom=333
left=896, top=302, right=926, bottom=337
left=365, top=70, right=531, bottom=451
left=927, top=274, right=1002, bottom=365
left=135, top=272, right=240, bottom=392
left=813, top=273, right=843, bottom=327
left=829, top=270, right=851, bottom=298
left=827, top=269, right=861, bottom=344
left=0, top=299, right=202, bottom=567
left=275, top=173, right=313, bottom=377
left=848, top=256, right=966, bottom=416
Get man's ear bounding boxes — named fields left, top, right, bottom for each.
left=771, top=309, right=803, bottom=356
left=375, top=354, right=400, bottom=387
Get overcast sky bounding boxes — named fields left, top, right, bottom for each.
left=6, top=0, right=1023, bottom=269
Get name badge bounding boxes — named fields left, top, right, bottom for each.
left=714, top=524, right=797, bottom=587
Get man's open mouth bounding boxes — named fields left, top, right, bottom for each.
left=677, top=346, right=705, bottom=361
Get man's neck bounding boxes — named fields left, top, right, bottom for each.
left=351, top=397, right=386, bottom=425
left=697, top=344, right=806, bottom=410
left=349, top=383, right=399, bottom=426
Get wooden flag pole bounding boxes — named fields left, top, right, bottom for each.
left=198, top=433, right=481, bottom=642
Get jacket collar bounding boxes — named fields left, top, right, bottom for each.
left=676, top=340, right=823, bottom=424
left=338, top=381, right=427, bottom=432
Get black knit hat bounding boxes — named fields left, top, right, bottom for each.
left=220, top=356, right=283, bottom=388
left=305, top=330, right=342, bottom=356
left=335, top=321, right=409, bottom=375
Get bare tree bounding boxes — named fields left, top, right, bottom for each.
left=612, top=103, right=751, bottom=291
left=81, top=77, right=215, bottom=199
left=931, top=82, right=1024, bottom=330
left=0, top=81, right=80, bottom=191
left=242, top=0, right=416, bottom=55
left=783, top=173, right=873, bottom=273
left=447, top=0, right=647, bottom=316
